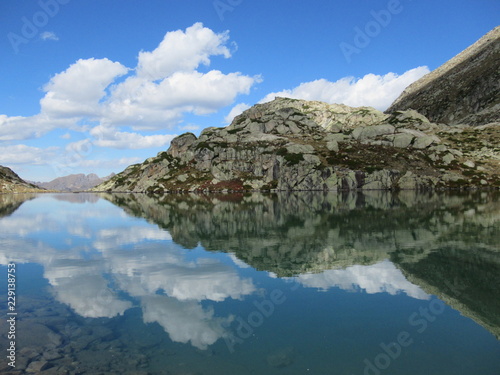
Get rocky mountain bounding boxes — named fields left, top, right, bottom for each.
left=35, top=173, right=115, bottom=192
left=93, top=97, right=499, bottom=193
left=0, top=165, right=46, bottom=193
left=386, top=26, right=500, bottom=125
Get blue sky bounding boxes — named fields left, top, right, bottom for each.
left=1, top=0, right=498, bottom=181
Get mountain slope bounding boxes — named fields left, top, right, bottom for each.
left=386, top=26, right=500, bottom=125
left=35, top=173, right=115, bottom=192
left=93, top=97, right=499, bottom=192
left=0, top=165, right=46, bottom=193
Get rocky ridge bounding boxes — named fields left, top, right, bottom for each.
left=93, top=97, right=499, bottom=193
left=33, top=173, right=115, bottom=192
left=386, top=26, right=500, bottom=125
left=0, top=165, right=46, bottom=193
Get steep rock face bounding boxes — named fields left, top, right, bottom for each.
left=386, top=26, right=500, bottom=125
left=0, top=165, right=45, bottom=193
left=93, top=97, right=499, bottom=192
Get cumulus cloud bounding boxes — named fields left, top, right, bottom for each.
left=142, top=295, right=231, bottom=350
left=40, top=58, right=129, bottom=119
left=47, top=266, right=133, bottom=318
left=136, top=22, right=231, bottom=80
left=261, top=67, right=430, bottom=111
left=89, top=125, right=177, bottom=149
left=0, top=144, right=58, bottom=165
left=78, top=157, right=142, bottom=169
left=40, top=31, right=59, bottom=41
left=93, top=227, right=172, bottom=251
left=0, top=23, right=259, bottom=155
left=294, top=260, right=429, bottom=300
left=224, top=102, right=251, bottom=124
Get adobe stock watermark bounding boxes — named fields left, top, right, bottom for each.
left=213, top=0, right=243, bottom=21
left=7, top=0, right=71, bottom=54
left=357, top=297, right=446, bottom=375
left=224, top=281, right=300, bottom=353
left=51, top=138, right=93, bottom=178
left=340, top=0, right=404, bottom=63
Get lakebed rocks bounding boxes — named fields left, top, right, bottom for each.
left=93, top=97, right=499, bottom=193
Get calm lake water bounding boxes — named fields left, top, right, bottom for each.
left=0, top=191, right=499, bottom=374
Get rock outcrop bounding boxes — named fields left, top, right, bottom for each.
left=386, top=26, right=500, bottom=125
left=0, top=165, right=46, bottom=193
left=93, top=97, right=499, bottom=192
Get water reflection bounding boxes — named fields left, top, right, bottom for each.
left=102, top=190, right=500, bottom=338
left=0, top=191, right=499, bottom=374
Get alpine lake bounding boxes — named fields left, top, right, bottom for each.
left=0, top=190, right=499, bottom=375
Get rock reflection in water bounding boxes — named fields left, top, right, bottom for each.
left=0, top=190, right=498, bottom=374
left=103, top=190, right=500, bottom=337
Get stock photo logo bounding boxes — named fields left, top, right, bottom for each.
left=213, top=0, right=244, bottom=21
left=7, top=0, right=70, bottom=54
left=340, top=0, right=404, bottom=63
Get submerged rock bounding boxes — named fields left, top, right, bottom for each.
left=267, top=346, right=295, bottom=368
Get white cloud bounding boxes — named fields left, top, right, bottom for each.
left=136, top=22, right=231, bottom=80
left=40, top=58, right=129, bottom=119
left=224, top=102, right=250, bottom=124
left=40, top=31, right=59, bottom=41
left=0, top=114, right=74, bottom=141
left=105, top=70, right=258, bottom=130
left=47, top=267, right=133, bottom=318
left=0, top=144, right=58, bottom=165
left=0, top=22, right=259, bottom=161
left=181, top=124, right=201, bottom=132
left=79, top=157, right=142, bottom=169
left=60, top=133, right=71, bottom=139
left=142, top=295, right=232, bottom=350
left=294, top=260, right=429, bottom=300
left=89, top=125, right=176, bottom=149
left=261, top=67, right=430, bottom=111
left=93, top=227, right=172, bottom=251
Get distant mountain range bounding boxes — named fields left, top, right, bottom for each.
left=31, top=173, right=115, bottom=192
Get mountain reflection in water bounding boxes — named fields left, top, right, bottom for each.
left=0, top=191, right=498, bottom=374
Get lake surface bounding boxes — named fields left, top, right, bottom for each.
left=0, top=191, right=499, bottom=374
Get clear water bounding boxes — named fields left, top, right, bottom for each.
left=0, top=191, right=499, bottom=375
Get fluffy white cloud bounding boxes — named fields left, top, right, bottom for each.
left=137, top=22, right=231, bottom=80
left=142, top=295, right=231, bottom=350
left=224, top=102, right=251, bottom=124
left=93, top=227, right=172, bottom=251
left=105, top=71, right=258, bottom=130
left=0, top=114, right=74, bottom=141
left=90, top=125, right=176, bottom=149
left=0, top=23, right=258, bottom=155
left=46, top=266, right=133, bottom=318
left=40, top=58, right=128, bottom=119
left=78, top=157, right=142, bottom=169
left=261, top=67, right=430, bottom=111
left=294, top=260, right=429, bottom=300
left=0, top=144, right=58, bottom=164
